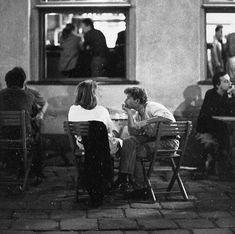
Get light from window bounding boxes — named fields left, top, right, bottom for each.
left=206, top=12, right=235, bottom=80
left=44, top=11, right=127, bottom=79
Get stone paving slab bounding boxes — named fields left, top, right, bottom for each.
left=198, top=211, right=233, bottom=219
left=98, top=218, right=138, bottom=230
left=11, top=219, right=58, bottom=231
left=161, top=201, right=194, bottom=210
left=0, top=219, right=12, bottom=230
left=125, top=231, right=148, bottom=234
left=60, top=218, right=98, bottom=230
left=0, top=210, right=12, bottom=218
left=84, top=231, right=123, bottom=234
left=50, top=210, right=86, bottom=219
left=39, top=232, right=78, bottom=234
left=12, top=210, right=49, bottom=219
left=215, top=217, right=235, bottom=228
left=130, top=202, right=161, bottom=209
left=87, top=208, right=124, bottom=218
left=0, top=231, right=35, bottom=234
left=176, top=219, right=215, bottom=229
left=125, top=208, right=161, bottom=218
left=160, top=210, right=199, bottom=219
left=136, top=218, right=178, bottom=230
left=150, top=230, right=190, bottom=234
left=192, top=228, right=234, bottom=234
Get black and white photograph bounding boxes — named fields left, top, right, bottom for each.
left=0, top=0, right=235, bottom=233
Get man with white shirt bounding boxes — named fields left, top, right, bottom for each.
left=113, top=87, right=179, bottom=191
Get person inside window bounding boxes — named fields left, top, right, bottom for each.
left=59, top=23, right=82, bottom=78
left=211, top=25, right=226, bottom=75
left=80, top=18, right=108, bottom=77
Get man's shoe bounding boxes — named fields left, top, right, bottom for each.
left=219, top=173, right=235, bottom=181
left=30, top=176, right=43, bottom=186
left=125, top=188, right=150, bottom=200
left=112, top=174, right=129, bottom=189
left=120, top=182, right=133, bottom=193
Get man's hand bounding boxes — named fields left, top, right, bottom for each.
left=228, top=85, right=235, bottom=98
left=35, top=111, right=44, bottom=120
left=122, top=104, right=132, bottom=114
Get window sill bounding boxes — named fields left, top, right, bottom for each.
left=197, top=80, right=212, bottom=85
left=198, top=79, right=235, bottom=85
left=27, top=78, right=139, bottom=86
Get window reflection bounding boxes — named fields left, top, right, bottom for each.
left=45, top=12, right=126, bottom=79
left=206, top=13, right=235, bottom=80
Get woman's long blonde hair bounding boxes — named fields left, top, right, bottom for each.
left=75, top=80, right=97, bottom=110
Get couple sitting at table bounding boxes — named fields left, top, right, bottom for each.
left=196, top=71, right=235, bottom=180
left=68, top=80, right=179, bottom=200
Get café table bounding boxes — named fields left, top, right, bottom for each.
left=110, top=113, right=128, bottom=139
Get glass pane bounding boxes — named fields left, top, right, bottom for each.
left=45, top=11, right=126, bottom=79
left=206, top=13, right=235, bottom=80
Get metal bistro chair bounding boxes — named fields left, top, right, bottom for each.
left=0, top=110, right=33, bottom=191
left=64, top=121, right=113, bottom=203
left=138, top=120, right=192, bottom=203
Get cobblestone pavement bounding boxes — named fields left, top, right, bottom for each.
left=0, top=166, right=234, bottom=234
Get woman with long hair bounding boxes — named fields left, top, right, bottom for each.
left=68, top=80, right=121, bottom=206
left=59, top=23, right=82, bottom=77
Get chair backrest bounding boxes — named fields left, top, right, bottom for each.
left=64, top=121, right=90, bottom=156
left=64, top=120, right=111, bottom=157
left=149, top=121, right=192, bottom=175
left=0, top=110, right=27, bottom=151
left=64, top=120, right=113, bottom=188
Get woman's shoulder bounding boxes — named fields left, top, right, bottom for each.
left=95, top=105, right=110, bottom=115
left=69, top=105, right=82, bottom=111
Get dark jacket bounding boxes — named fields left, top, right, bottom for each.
left=0, top=86, right=35, bottom=134
left=197, top=88, right=235, bottom=134
left=84, top=29, right=108, bottom=57
left=59, top=34, right=81, bottom=72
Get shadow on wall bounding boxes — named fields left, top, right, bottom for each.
left=174, top=85, right=204, bottom=167
left=40, top=86, right=76, bottom=166
left=42, top=86, right=75, bottom=134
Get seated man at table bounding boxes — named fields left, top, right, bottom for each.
left=196, top=72, right=235, bottom=180
left=113, top=87, right=179, bottom=192
left=0, top=67, right=45, bottom=183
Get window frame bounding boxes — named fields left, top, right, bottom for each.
left=29, top=0, right=138, bottom=85
left=200, top=1, right=235, bottom=84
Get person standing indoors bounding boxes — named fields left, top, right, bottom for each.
left=81, top=18, right=108, bottom=77
left=196, top=72, right=235, bottom=180
left=211, top=25, right=226, bottom=75
left=59, top=23, right=82, bottom=78
left=113, top=87, right=179, bottom=193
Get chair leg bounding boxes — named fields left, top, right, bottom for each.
left=167, top=158, right=188, bottom=200
left=141, top=161, right=157, bottom=203
left=22, top=152, right=32, bottom=192
left=76, top=174, right=79, bottom=202
left=22, top=167, right=30, bottom=191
